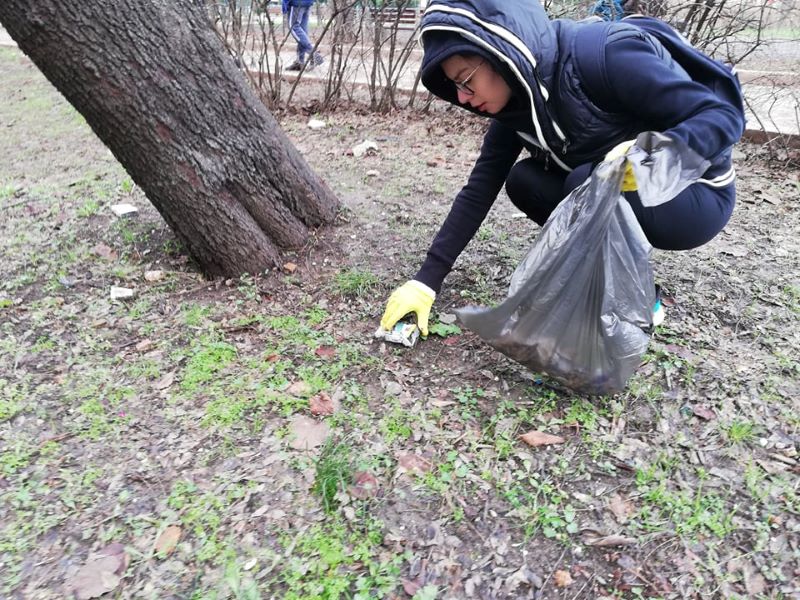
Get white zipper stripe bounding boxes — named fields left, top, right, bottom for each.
left=421, top=24, right=571, bottom=172
left=424, top=4, right=554, bottom=107
left=702, top=167, right=735, bottom=183
left=517, top=132, right=541, bottom=148
left=697, top=167, right=735, bottom=187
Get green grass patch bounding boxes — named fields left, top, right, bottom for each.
left=0, top=182, right=17, bottom=202
left=166, top=479, right=249, bottom=563
left=723, top=419, right=757, bottom=445
left=313, top=438, right=354, bottom=513
left=501, top=471, right=578, bottom=540
left=77, top=197, right=101, bottom=218
left=182, top=303, right=214, bottom=327
left=635, top=465, right=737, bottom=538
left=269, top=519, right=404, bottom=599
left=181, top=337, right=237, bottom=393
left=378, top=400, right=414, bottom=443
left=0, top=378, right=26, bottom=422
left=64, top=367, right=134, bottom=439
left=333, top=268, right=380, bottom=298
left=0, top=476, right=68, bottom=593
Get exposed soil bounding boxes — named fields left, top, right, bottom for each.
left=1, top=46, right=799, bottom=600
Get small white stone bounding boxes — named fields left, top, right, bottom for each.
left=110, top=286, right=135, bottom=299
left=243, top=557, right=257, bottom=571
left=144, top=270, right=164, bottom=282
left=110, top=203, right=138, bottom=217
left=307, top=118, right=326, bottom=130
left=352, top=140, right=378, bottom=158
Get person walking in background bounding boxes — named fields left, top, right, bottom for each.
left=589, top=0, right=626, bottom=21
left=282, top=0, right=324, bottom=71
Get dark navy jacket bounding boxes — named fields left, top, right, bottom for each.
left=283, top=0, right=314, bottom=11
left=414, top=0, right=744, bottom=292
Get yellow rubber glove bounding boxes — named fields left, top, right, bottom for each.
left=380, top=280, right=435, bottom=337
left=605, top=140, right=637, bottom=192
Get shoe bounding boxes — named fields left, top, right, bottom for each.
left=286, top=59, right=303, bottom=71
left=652, top=284, right=665, bottom=327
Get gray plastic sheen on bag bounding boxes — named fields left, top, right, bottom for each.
left=455, top=133, right=710, bottom=394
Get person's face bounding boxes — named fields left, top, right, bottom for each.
left=442, top=54, right=512, bottom=114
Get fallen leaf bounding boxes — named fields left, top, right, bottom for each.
left=396, top=452, right=434, bottom=475
left=65, top=543, right=128, bottom=600
left=153, top=372, right=175, bottom=390
left=691, top=405, right=716, bottom=420
left=756, top=459, right=787, bottom=474
left=429, top=399, right=455, bottom=408
left=283, top=262, right=297, bottom=273
left=607, top=494, right=634, bottom=524
left=135, top=339, right=153, bottom=352
left=584, top=534, right=637, bottom=547
left=287, top=381, right=311, bottom=396
left=349, top=471, right=379, bottom=499
left=402, top=578, right=422, bottom=596
left=314, top=346, right=336, bottom=359
left=309, top=391, right=338, bottom=415
left=663, top=343, right=694, bottom=361
left=412, top=584, right=439, bottom=600
left=616, top=554, right=643, bottom=586
left=519, top=430, right=565, bottom=447
left=289, top=415, right=330, bottom=450
left=745, top=572, right=767, bottom=595
left=153, top=525, right=181, bottom=556
left=266, top=508, right=287, bottom=520
left=553, top=569, right=573, bottom=587
left=91, top=243, right=117, bottom=261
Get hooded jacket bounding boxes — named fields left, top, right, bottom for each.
left=413, top=0, right=744, bottom=292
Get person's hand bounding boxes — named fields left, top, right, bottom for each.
left=380, top=280, right=435, bottom=337
left=605, top=140, right=637, bottom=192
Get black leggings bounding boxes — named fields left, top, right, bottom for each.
left=504, top=159, right=735, bottom=250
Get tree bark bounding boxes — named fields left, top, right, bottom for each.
left=0, top=0, right=339, bottom=277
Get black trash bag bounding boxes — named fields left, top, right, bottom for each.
left=455, top=133, right=710, bottom=395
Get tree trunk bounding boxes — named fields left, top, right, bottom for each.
left=0, top=0, right=339, bottom=277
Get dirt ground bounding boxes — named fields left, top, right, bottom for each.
left=1, top=46, right=799, bottom=600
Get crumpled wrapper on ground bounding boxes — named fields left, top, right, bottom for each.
left=374, top=321, right=420, bottom=347
left=456, top=133, right=709, bottom=394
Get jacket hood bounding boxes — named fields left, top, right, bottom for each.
left=420, top=0, right=569, bottom=167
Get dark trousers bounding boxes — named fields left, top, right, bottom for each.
left=504, top=159, right=735, bottom=250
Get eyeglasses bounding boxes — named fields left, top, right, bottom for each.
left=453, top=61, right=483, bottom=96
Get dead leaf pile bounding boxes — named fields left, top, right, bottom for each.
left=65, top=543, right=129, bottom=600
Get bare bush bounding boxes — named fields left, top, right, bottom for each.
left=207, top=0, right=798, bottom=155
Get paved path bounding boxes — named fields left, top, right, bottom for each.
left=1, top=25, right=796, bottom=136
